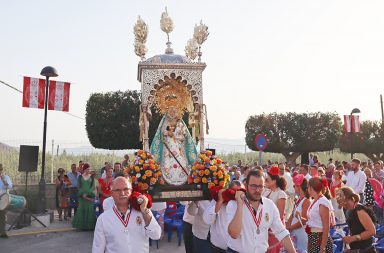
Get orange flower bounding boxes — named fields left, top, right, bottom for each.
left=210, top=166, right=217, bottom=172
left=208, top=183, right=215, bottom=189
left=143, top=164, right=149, bottom=169
left=192, top=172, right=197, bottom=177
left=213, top=179, right=218, bottom=185
left=217, top=171, right=223, bottom=179
left=206, top=150, right=213, bottom=156
left=131, top=176, right=137, bottom=182
left=149, top=164, right=155, bottom=169
left=193, top=178, right=201, bottom=183
left=150, top=177, right=157, bottom=185
left=138, top=182, right=143, bottom=188
left=142, top=175, right=147, bottom=180
left=145, top=170, right=152, bottom=177
left=204, top=158, right=210, bottom=164
left=198, top=170, right=205, bottom=177
left=216, top=159, right=223, bottom=164
left=219, top=181, right=225, bottom=187
left=202, top=177, right=208, bottom=184
left=135, top=166, right=140, bottom=172
left=139, top=160, right=144, bottom=165
left=204, top=169, right=210, bottom=176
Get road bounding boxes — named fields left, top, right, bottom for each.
left=1, top=230, right=185, bottom=253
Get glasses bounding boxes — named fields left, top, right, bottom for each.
left=248, top=184, right=264, bottom=191
left=112, top=188, right=132, bottom=194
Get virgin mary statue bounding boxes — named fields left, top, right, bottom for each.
left=150, top=108, right=197, bottom=186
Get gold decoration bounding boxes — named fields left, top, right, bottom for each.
left=134, top=16, right=148, bottom=43
left=154, top=79, right=193, bottom=118
left=133, top=16, right=148, bottom=60
left=185, top=38, right=198, bottom=60
left=193, top=20, right=209, bottom=45
left=160, top=7, right=174, bottom=35
left=193, top=20, right=209, bottom=62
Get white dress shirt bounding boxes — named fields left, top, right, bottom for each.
left=284, top=172, right=295, bottom=196
left=226, top=197, right=290, bottom=253
left=307, top=196, right=332, bottom=229
left=346, top=169, right=366, bottom=194
left=92, top=205, right=161, bottom=253
left=187, top=200, right=211, bottom=240
left=0, top=174, right=12, bottom=194
left=203, top=200, right=229, bottom=250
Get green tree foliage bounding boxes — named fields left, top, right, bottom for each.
left=86, top=90, right=161, bottom=149
left=340, top=121, right=384, bottom=161
left=245, top=112, right=342, bottom=162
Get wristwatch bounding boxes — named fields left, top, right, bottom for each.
left=355, top=234, right=361, bottom=241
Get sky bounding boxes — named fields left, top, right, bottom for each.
left=1, top=0, right=384, bottom=150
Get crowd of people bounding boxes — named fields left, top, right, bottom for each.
left=1, top=154, right=384, bottom=253
left=43, top=156, right=384, bottom=253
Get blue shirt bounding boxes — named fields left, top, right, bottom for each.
left=0, top=175, right=12, bottom=193
left=67, top=172, right=80, bottom=188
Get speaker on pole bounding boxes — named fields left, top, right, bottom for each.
left=19, top=145, right=39, bottom=172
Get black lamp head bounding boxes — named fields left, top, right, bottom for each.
left=40, top=66, right=58, bottom=77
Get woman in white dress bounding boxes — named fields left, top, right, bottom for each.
left=286, top=174, right=311, bottom=252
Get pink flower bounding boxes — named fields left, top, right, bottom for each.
left=173, top=164, right=178, bottom=168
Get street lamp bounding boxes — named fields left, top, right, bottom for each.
left=37, top=66, right=58, bottom=214
left=350, top=108, right=361, bottom=160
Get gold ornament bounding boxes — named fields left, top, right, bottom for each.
left=154, top=79, right=193, bottom=118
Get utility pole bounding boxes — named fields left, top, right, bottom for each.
left=381, top=94, right=384, bottom=125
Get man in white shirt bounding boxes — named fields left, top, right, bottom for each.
left=181, top=201, right=195, bottom=253
left=203, top=180, right=242, bottom=253
left=227, top=170, right=295, bottom=253
left=92, top=177, right=161, bottom=253
left=187, top=200, right=211, bottom=253
left=0, top=164, right=12, bottom=238
left=346, top=159, right=366, bottom=204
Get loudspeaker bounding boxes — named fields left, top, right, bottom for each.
left=19, top=145, right=39, bottom=172
left=207, top=148, right=216, bottom=156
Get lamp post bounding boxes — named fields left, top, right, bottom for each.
left=350, top=108, right=361, bottom=160
left=37, top=66, right=58, bottom=214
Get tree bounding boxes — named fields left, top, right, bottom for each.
left=245, top=112, right=342, bottom=163
left=86, top=90, right=161, bottom=150
left=86, top=90, right=191, bottom=150
left=340, top=121, right=384, bottom=161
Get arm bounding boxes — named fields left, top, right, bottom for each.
left=228, top=191, right=244, bottom=239
left=187, top=201, right=199, bottom=216
left=343, top=209, right=376, bottom=244
left=280, top=235, right=296, bottom=253
left=92, top=217, right=106, bottom=253
left=5, top=176, right=12, bottom=189
left=319, top=205, right=330, bottom=252
left=276, top=198, right=286, bottom=222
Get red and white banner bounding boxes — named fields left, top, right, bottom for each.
left=344, top=115, right=360, bottom=133
left=48, top=81, right=70, bottom=112
left=22, top=77, right=46, bottom=109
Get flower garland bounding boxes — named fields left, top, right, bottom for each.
left=124, top=150, right=165, bottom=193
left=189, top=150, right=230, bottom=189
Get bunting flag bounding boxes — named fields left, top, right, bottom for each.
left=344, top=115, right=360, bottom=133
left=22, top=77, right=46, bottom=109
left=48, top=81, right=70, bottom=112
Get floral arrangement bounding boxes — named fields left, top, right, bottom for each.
left=124, top=150, right=165, bottom=193
left=189, top=150, right=230, bottom=189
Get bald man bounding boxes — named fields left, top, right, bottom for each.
left=92, top=177, right=161, bottom=253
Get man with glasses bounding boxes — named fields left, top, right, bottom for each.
left=92, top=177, right=161, bottom=253
left=227, top=170, right=295, bottom=253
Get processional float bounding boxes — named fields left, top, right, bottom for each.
left=126, top=9, right=231, bottom=202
